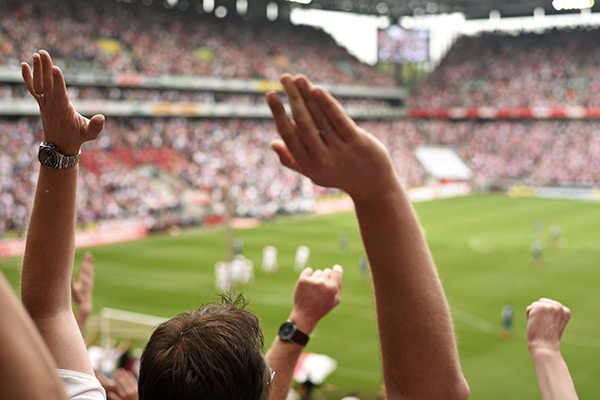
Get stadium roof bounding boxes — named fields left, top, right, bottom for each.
left=284, top=0, right=600, bottom=20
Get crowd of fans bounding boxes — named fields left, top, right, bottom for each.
left=412, top=119, right=600, bottom=187
left=0, top=0, right=395, bottom=87
left=2, top=10, right=600, bottom=242
left=409, top=28, right=600, bottom=108
left=3, top=114, right=600, bottom=239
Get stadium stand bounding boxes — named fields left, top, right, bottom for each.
left=2, top=0, right=600, bottom=241
left=409, top=29, right=600, bottom=109
left=0, top=0, right=394, bottom=86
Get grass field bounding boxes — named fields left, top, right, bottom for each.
left=2, top=193, right=600, bottom=399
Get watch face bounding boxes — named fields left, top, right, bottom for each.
left=279, top=321, right=295, bottom=340
left=39, top=147, right=59, bottom=169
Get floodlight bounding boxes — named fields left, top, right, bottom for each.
left=552, top=0, right=594, bottom=10
left=215, top=5, right=228, bottom=17
left=267, top=2, right=278, bottom=20
left=204, top=0, right=215, bottom=12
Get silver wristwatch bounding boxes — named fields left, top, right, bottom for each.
left=38, top=142, right=81, bottom=170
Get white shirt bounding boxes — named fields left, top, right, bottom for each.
left=58, top=369, right=106, bottom=400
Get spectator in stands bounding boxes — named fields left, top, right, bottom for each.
left=526, top=298, right=578, bottom=400
left=266, top=74, right=469, bottom=398
left=19, top=49, right=343, bottom=400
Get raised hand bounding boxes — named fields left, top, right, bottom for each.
left=21, top=49, right=104, bottom=155
left=20, top=49, right=104, bottom=378
left=71, top=252, right=95, bottom=333
left=526, top=298, right=578, bottom=400
left=266, top=265, right=343, bottom=400
left=268, top=74, right=470, bottom=399
left=109, top=369, right=139, bottom=400
left=267, top=74, right=397, bottom=203
left=526, top=298, right=571, bottom=353
left=289, top=265, right=343, bottom=332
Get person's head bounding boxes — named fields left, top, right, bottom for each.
left=138, top=294, right=270, bottom=400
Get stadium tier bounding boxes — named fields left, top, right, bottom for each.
left=2, top=1, right=600, bottom=240
left=409, top=29, right=600, bottom=109
left=0, top=0, right=395, bottom=86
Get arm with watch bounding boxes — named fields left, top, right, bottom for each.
left=267, top=74, right=469, bottom=400
left=20, top=49, right=105, bottom=385
left=266, top=265, right=343, bottom=400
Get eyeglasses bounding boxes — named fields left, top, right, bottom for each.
left=269, top=369, right=276, bottom=386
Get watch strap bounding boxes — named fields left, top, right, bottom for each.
left=290, top=327, right=309, bottom=346
left=38, top=142, right=81, bottom=170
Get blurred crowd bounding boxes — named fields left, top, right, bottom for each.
left=3, top=12, right=600, bottom=240
left=3, top=115, right=600, bottom=239
left=409, top=29, right=600, bottom=108
left=0, top=0, right=395, bottom=87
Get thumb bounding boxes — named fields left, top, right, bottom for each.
left=270, top=140, right=300, bottom=172
left=86, top=114, right=105, bottom=138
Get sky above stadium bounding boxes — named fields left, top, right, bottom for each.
left=290, top=9, right=389, bottom=65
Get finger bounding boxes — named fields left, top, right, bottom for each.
left=270, top=140, right=301, bottom=172
left=96, top=372, right=114, bottom=388
left=312, top=270, right=323, bottom=279
left=123, top=370, right=137, bottom=385
left=86, top=114, right=106, bottom=139
left=311, top=87, right=357, bottom=140
left=21, top=62, right=36, bottom=98
left=322, top=268, right=332, bottom=279
left=266, top=91, right=308, bottom=164
left=300, top=267, right=313, bottom=278
left=294, top=75, right=328, bottom=128
left=317, top=122, right=345, bottom=148
left=526, top=305, right=533, bottom=317
left=39, top=50, right=54, bottom=95
left=332, top=264, right=343, bottom=279
left=294, top=75, right=343, bottom=144
left=52, top=66, right=69, bottom=107
left=32, top=53, right=45, bottom=97
left=280, top=74, right=327, bottom=155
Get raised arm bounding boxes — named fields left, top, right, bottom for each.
left=266, top=265, right=343, bottom=400
left=72, top=252, right=96, bottom=334
left=526, top=298, right=578, bottom=400
left=0, top=272, right=67, bottom=400
left=20, top=50, right=104, bottom=375
left=267, top=74, right=469, bottom=399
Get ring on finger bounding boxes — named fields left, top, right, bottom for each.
left=34, top=90, right=45, bottom=98
left=318, top=125, right=333, bottom=137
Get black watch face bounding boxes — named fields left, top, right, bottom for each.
left=279, top=322, right=295, bottom=339
left=39, top=147, right=59, bottom=168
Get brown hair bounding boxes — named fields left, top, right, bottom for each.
left=138, top=294, right=270, bottom=400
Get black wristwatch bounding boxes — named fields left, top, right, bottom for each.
left=38, top=142, right=81, bottom=170
left=278, top=320, right=309, bottom=346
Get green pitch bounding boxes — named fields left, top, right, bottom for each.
left=2, top=193, right=600, bottom=399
